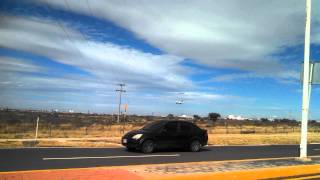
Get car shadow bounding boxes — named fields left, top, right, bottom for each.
left=124, top=147, right=211, bottom=153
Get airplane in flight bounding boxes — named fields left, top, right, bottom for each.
left=176, top=100, right=184, bottom=104
left=176, top=92, right=185, bottom=104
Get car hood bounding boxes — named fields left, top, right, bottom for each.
left=123, top=129, right=147, bottom=138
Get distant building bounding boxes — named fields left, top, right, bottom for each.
left=227, top=115, right=246, bottom=120
left=178, top=114, right=194, bottom=119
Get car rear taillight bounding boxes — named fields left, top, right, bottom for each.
left=203, top=129, right=208, bottom=140
left=203, top=129, right=207, bottom=135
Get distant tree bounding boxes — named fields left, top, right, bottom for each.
left=193, top=115, right=201, bottom=120
left=274, top=119, right=281, bottom=123
left=208, top=113, right=221, bottom=122
left=274, top=118, right=298, bottom=125
left=167, top=114, right=174, bottom=120
left=280, top=118, right=291, bottom=123
left=310, top=120, right=318, bottom=124
left=50, top=112, right=59, bottom=125
left=260, top=118, right=270, bottom=123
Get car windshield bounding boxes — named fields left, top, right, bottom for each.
left=142, top=121, right=164, bottom=131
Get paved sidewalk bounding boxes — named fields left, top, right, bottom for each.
left=0, top=137, right=120, bottom=142
left=147, top=164, right=320, bottom=180
left=133, top=156, right=320, bottom=175
left=1, top=157, right=320, bottom=179
left=0, top=168, right=143, bottom=180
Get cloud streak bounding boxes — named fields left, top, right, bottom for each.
left=34, top=0, right=319, bottom=77
left=0, top=15, right=243, bottom=114
left=2, top=1, right=319, bottom=117
left=0, top=15, right=192, bottom=91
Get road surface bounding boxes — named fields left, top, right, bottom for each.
left=1, top=144, right=320, bottom=172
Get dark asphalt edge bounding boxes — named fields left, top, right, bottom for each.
left=0, top=143, right=314, bottom=149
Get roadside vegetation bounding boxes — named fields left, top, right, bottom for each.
left=1, top=109, right=320, bottom=148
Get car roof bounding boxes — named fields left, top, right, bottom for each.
left=156, top=119, right=194, bottom=124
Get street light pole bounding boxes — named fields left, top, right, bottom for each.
left=116, top=84, right=126, bottom=124
left=300, top=0, right=312, bottom=159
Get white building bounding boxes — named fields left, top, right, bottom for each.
left=227, top=115, right=246, bottom=120
left=178, top=114, right=194, bottom=119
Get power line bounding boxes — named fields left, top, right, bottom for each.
left=61, top=0, right=121, bottom=88
left=43, top=0, right=84, bottom=58
left=63, top=0, right=89, bottom=42
left=44, top=0, right=122, bottom=116
left=45, top=0, right=96, bottom=57
left=86, top=0, right=95, bottom=17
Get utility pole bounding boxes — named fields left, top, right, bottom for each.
left=116, top=83, right=126, bottom=124
left=124, top=104, right=128, bottom=121
left=300, top=0, right=312, bottom=159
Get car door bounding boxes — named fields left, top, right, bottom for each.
left=178, top=122, right=193, bottom=146
left=156, top=121, right=179, bottom=148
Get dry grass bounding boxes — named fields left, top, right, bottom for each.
left=0, top=124, right=142, bottom=139
left=1, top=133, right=320, bottom=148
left=1, top=124, right=320, bottom=148
left=0, top=141, right=22, bottom=148
left=208, top=133, right=320, bottom=145
left=37, top=139, right=122, bottom=147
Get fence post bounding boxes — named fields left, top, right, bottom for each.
left=292, top=126, right=295, bottom=133
left=265, top=127, right=267, bottom=134
left=225, top=121, right=229, bottom=134
left=49, top=123, right=52, bottom=137
left=35, top=116, right=39, bottom=141
left=85, top=126, right=88, bottom=135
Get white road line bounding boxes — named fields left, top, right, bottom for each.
left=43, top=154, right=180, bottom=160
left=313, top=149, right=320, bottom=151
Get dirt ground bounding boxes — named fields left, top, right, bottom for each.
left=1, top=132, right=319, bottom=148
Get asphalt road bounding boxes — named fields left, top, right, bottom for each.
left=1, top=144, right=320, bottom=172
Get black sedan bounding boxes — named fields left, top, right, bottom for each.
left=121, top=120, right=208, bottom=153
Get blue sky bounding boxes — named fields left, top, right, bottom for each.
left=0, top=0, right=320, bottom=119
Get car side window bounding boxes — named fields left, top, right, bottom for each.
left=164, top=122, right=178, bottom=133
left=180, top=122, right=192, bottom=134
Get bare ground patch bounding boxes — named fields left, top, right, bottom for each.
left=1, top=133, right=320, bottom=148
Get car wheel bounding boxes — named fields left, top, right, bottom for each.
left=141, top=140, right=154, bottom=153
left=190, top=140, right=201, bottom=152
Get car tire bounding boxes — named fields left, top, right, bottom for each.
left=190, top=140, right=201, bottom=152
left=141, top=140, right=154, bottom=153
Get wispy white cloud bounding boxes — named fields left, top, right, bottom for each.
left=210, top=70, right=300, bottom=83
left=3, top=1, right=318, bottom=116
left=34, top=0, right=320, bottom=77
left=0, top=56, right=45, bottom=73
left=0, top=15, right=246, bottom=114
left=0, top=15, right=192, bottom=91
left=0, top=55, right=240, bottom=113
